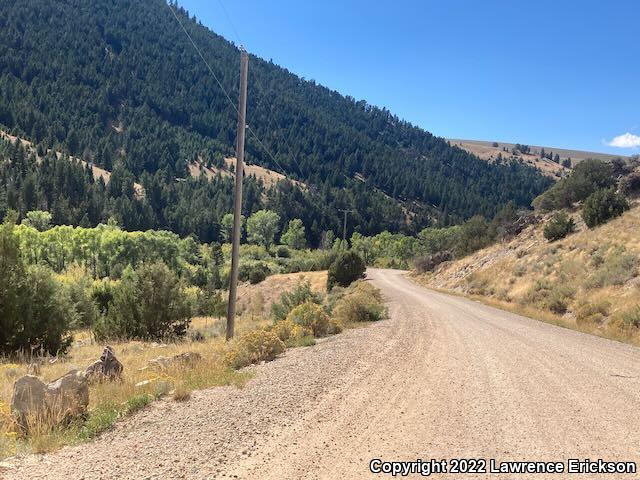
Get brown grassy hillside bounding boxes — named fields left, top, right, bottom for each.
left=415, top=203, right=640, bottom=344
left=449, top=138, right=628, bottom=178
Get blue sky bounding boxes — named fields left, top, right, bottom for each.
left=179, top=0, right=639, bottom=155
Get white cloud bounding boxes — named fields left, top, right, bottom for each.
left=607, top=132, right=640, bottom=148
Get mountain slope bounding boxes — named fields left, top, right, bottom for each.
left=0, top=0, right=552, bottom=241
left=450, top=138, right=627, bottom=177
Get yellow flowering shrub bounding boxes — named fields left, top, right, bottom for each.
left=225, top=330, right=285, bottom=369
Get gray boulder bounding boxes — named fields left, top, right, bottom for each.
left=11, top=370, right=89, bottom=430
left=11, top=375, right=47, bottom=428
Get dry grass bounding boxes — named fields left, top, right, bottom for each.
left=449, top=138, right=625, bottom=172
left=188, top=157, right=306, bottom=190
left=0, top=314, right=262, bottom=459
left=417, top=204, right=640, bottom=346
left=235, top=271, right=327, bottom=318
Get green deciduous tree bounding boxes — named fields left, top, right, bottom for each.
left=280, top=218, right=307, bottom=249
left=22, top=210, right=53, bottom=231
left=246, top=210, right=280, bottom=250
left=455, top=215, right=492, bottom=256
left=221, top=213, right=245, bottom=243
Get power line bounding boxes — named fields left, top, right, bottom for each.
left=168, top=3, right=240, bottom=120
left=169, top=3, right=300, bottom=182
left=216, top=0, right=243, bottom=46
left=244, top=68, right=306, bottom=177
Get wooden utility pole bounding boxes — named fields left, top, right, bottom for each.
left=339, top=209, right=353, bottom=242
left=226, top=48, right=249, bottom=340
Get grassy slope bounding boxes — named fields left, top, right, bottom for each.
left=449, top=138, right=628, bottom=178
left=415, top=203, right=640, bottom=345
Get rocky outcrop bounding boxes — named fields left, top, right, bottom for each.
left=504, top=213, right=540, bottom=238
left=84, top=346, right=123, bottom=382
left=11, top=370, right=89, bottom=430
left=414, top=251, right=453, bottom=273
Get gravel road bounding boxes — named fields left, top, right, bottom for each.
left=4, top=269, right=640, bottom=479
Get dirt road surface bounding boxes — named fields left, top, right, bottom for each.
left=5, top=269, right=640, bottom=479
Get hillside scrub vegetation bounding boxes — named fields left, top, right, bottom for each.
left=417, top=201, right=640, bottom=345
left=582, top=188, right=629, bottom=228
left=532, top=159, right=617, bottom=212
left=270, top=280, right=323, bottom=321
left=543, top=211, right=575, bottom=242
left=285, top=302, right=332, bottom=338
left=330, top=282, right=389, bottom=325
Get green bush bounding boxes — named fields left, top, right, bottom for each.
left=285, top=301, right=331, bottom=337
left=22, top=266, right=75, bottom=355
left=620, top=306, right=640, bottom=329
left=0, top=221, right=73, bottom=356
left=269, top=319, right=314, bottom=347
left=248, top=265, right=268, bottom=284
left=66, top=276, right=99, bottom=328
left=327, top=250, right=366, bottom=290
left=332, top=282, right=388, bottom=324
left=582, top=188, right=629, bottom=228
left=533, top=159, right=615, bottom=211
left=93, top=262, right=191, bottom=341
left=543, top=211, right=575, bottom=242
left=608, top=305, right=640, bottom=338
left=195, top=289, right=226, bottom=317
left=91, top=278, right=117, bottom=316
left=238, top=261, right=271, bottom=284
left=271, top=280, right=322, bottom=321
left=281, top=250, right=337, bottom=274
left=584, top=247, right=637, bottom=288
left=275, top=245, right=290, bottom=258
left=522, top=279, right=575, bottom=314
left=225, top=329, right=286, bottom=369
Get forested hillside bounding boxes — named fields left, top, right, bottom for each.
left=0, top=0, right=552, bottom=244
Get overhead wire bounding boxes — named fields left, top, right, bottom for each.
left=216, top=0, right=243, bottom=46
left=168, top=2, right=352, bottom=232
left=168, top=2, right=303, bottom=181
